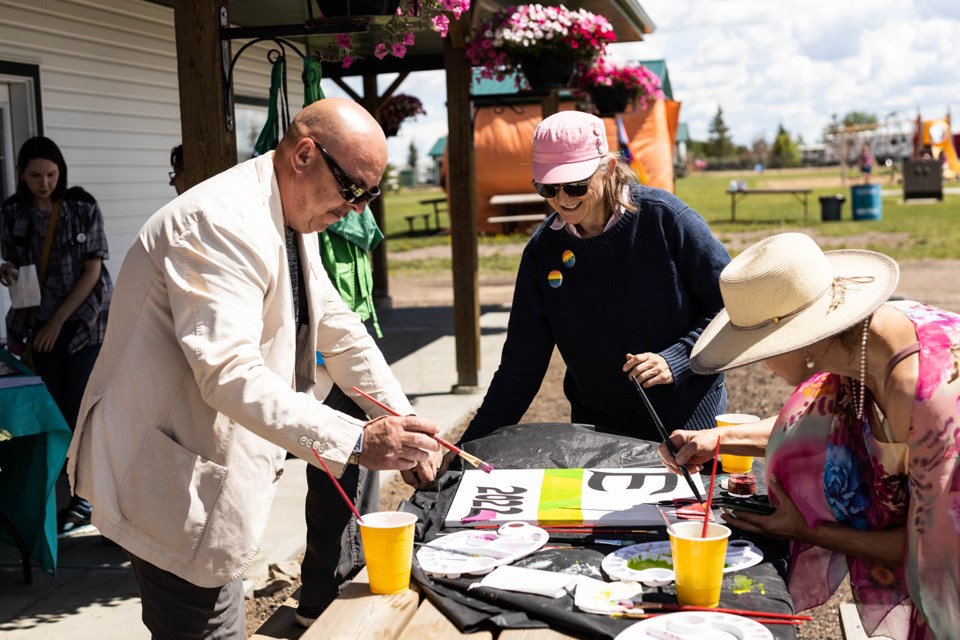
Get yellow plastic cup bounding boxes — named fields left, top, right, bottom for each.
left=716, top=413, right=761, bottom=473
left=358, top=511, right=418, bottom=594
left=669, top=521, right=731, bottom=607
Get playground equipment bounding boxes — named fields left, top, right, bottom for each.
left=923, top=118, right=960, bottom=179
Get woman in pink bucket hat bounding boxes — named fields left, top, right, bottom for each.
left=659, top=232, right=960, bottom=639
left=458, top=110, right=731, bottom=445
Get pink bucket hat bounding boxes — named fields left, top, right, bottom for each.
left=532, top=110, right=609, bottom=184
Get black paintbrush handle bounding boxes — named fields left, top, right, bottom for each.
left=631, top=376, right=705, bottom=504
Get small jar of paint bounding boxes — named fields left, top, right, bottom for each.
left=727, top=473, right=757, bottom=497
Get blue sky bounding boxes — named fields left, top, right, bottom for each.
left=324, top=0, right=960, bottom=169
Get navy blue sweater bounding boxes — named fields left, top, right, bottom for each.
left=461, top=185, right=730, bottom=443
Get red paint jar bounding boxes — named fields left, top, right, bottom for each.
left=727, top=473, right=757, bottom=497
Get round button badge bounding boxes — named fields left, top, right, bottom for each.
left=547, top=270, right=563, bottom=288
left=562, top=249, right=575, bottom=267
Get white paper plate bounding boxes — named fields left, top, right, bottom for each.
left=416, top=522, right=548, bottom=578
left=614, top=611, right=774, bottom=640
left=602, top=538, right=763, bottom=584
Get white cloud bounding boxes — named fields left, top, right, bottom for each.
left=323, top=0, right=960, bottom=167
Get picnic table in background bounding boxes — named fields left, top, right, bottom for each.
left=725, top=187, right=813, bottom=222
left=488, top=193, right=549, bottom=233
left=404, top=196, right=448, bottom=235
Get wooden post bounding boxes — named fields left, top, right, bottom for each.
left=360, top=74, right=391, bottom=305
left=173, top=0, right=237, bottom=187
left=541, top=89, right=560, bottom=119
left=444, top=32, right=480, bottom=390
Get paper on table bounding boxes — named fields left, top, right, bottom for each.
left=469, top=565, right=579, bottom=599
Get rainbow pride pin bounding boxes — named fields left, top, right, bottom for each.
left=547, top=270, right=563, bottom=288
left=562, top=250, right=576, bottom=267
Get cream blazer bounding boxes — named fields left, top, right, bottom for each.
left=66, top=153, right=412, bottom=586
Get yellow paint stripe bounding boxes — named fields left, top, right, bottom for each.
left=538, top=468, right=583, bottom=526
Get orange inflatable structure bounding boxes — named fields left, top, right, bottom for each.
left=445, top=99, right=681, bottom=234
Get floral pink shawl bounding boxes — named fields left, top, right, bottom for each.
left=766, top=301, right=960, bottom=640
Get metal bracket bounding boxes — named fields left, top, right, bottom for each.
left=218, top=8, right=369, bottom=132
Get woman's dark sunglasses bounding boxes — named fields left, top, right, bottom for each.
left=313, top=141, right=381, bottom=205
left=532, top=177, right=592, bottom=199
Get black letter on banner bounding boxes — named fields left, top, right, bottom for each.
left=586, top=471, right=679, bottom=495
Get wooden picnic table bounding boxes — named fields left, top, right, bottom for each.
left=300, top=567, right=576, bottom=640
left=725, top=188, right=813, bottom=222
left=488, top=194, right=548, bottom=233
left=420, top=195, right=448, bottom=230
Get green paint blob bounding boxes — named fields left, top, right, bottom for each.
left=626, top=554, right=673, bottom=571
left=732, top=574, right=766, bottom=595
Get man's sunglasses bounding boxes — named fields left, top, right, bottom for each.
left=313, top=141, right=381, bottom=205
left=532, top=177, right=592, bottom=199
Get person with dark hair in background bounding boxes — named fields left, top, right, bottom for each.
left=457, top=110, right=730, bottom=448
left=0, top=136, right=113, bottom=536
left=169, top=143, right=185, bottom=195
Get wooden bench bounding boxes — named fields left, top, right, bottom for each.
left=251, top=567, right=580, bottom=639
left=420, top=196, right=448, bottom=230
left=838, top=603, right=895, bottom=640
left=488, top=193, right=548, bottom=233
left=486, top=213, right=547, bottom=233
left=404, top=212, right=433, bottom=235
left=725, top=188, right=813, bottom=222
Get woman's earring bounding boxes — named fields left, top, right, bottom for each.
left=803, top=351, right=815, bottom=369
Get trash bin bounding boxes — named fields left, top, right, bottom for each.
left=819, top=194, right=845, bottom=222
left=851, top=184, right=882, bottom=221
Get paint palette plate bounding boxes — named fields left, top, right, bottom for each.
left=614, top=611, right=773, bottom=640
left=602, top=539, right=763, bottom=584
left=416, top=522, right=549, bottom=579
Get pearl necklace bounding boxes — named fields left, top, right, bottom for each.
left=856, top=315, right=870, bottom=420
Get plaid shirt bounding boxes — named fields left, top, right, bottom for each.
left=1, top=187, right=113, bottom=352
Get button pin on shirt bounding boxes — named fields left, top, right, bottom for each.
left=76, top=232, right=87, bottom=243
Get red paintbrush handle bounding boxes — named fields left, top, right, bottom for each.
left=701, top=436, right=722, bottom=537
left=657, top=603, right=812, bottom=621
left=351, top=386, right=402, bottom=416
left=432, top=434, right=464, bottom=456
left=312, top=446, right=364, bottom=523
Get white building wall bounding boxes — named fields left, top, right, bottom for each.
left=0, top=0, right=302, bottom=336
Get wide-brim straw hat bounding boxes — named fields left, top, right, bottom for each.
left=691, top=232, right=899, bottom=374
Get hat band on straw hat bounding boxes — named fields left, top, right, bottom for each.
left=730, top=275, right=877, bottom=331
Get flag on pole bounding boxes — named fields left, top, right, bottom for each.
left=616, top=115, right=650, bottom=184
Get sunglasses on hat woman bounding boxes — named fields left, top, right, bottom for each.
left=531, top=170, right=597, bottom=199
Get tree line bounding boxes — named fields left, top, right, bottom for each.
left=688, top=106, right=877, bottom=170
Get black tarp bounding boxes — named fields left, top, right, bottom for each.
left=400, top=422, right=797, bottom=640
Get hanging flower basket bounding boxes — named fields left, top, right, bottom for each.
left=316, top=0, right=401, bottom=17
left=517, top=52, right=578, bottom=92
left=466, top=5, right=616, bottom=86
left=580, top=58, right=666, bottom=114
left=588, top=84, right=630, bottom=117
left=377, top=94, right=426, bottom=138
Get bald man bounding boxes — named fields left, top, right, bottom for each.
left=66, top=99, right=441, bottom=637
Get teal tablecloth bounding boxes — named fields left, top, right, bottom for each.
left=0, top=349, right=70, bottom=575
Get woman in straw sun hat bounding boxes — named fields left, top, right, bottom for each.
left=659, top=232, right=960, bottom=640
left=457, top=109, right=731, bottom=446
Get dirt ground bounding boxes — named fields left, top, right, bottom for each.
left=244, top=241, right=959, bottom=638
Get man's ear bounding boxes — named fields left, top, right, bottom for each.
left=291, top=138, right=314, bottom=174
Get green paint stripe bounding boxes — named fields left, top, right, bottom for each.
left=538, top=468, right=583, bottom=526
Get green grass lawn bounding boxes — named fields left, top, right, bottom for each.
left=381, top=169, right=960, bottom=274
